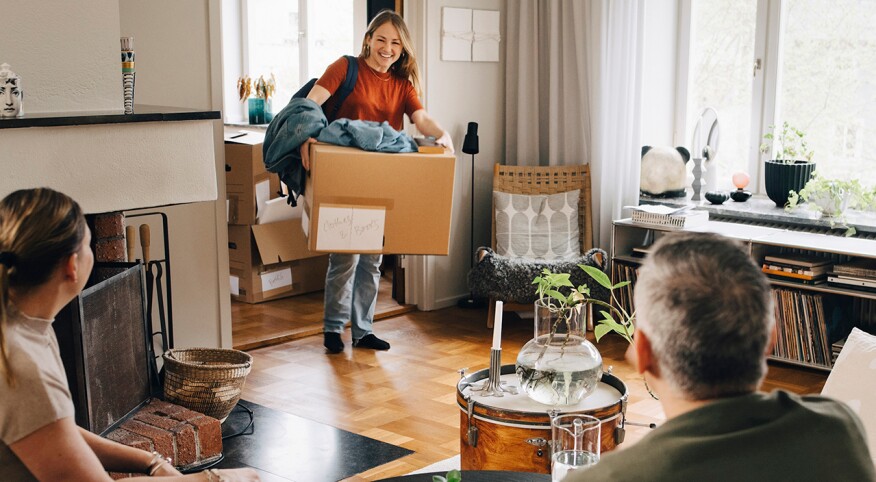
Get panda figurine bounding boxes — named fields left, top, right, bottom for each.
left=640, top=145, right=691, bottom=198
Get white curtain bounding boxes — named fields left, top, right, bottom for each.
left=505, top=0, right=644, bottom=249
left=505, top=0, right=592, bottom=166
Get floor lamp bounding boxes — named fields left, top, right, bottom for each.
left=458, top=122, right=485, bottom=309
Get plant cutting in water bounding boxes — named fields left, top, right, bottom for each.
left=531, top=265, right=636, bottom=343
left=519, top=265, right=655, bottom=404
left=515, top=266, right=636, bottom=405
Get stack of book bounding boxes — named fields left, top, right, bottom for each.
left=828, top=258, right=876, bottom=293
left=761, top=254, right=833, bottom=285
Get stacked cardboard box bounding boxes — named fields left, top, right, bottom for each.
left=224, top=129, right=328, bottom=303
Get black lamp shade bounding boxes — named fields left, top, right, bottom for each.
left=462, top=122, right=479, bottom=155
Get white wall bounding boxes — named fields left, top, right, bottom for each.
left=408, top=0, right=505, bottom=309
left=0, top=0, right=122, bottom=113
left=119, top=1, right=214, bottom=110
left=641, top=0, right=680, bottom=146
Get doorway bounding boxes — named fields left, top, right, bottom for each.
left=231, top=254, right=414, bottom=350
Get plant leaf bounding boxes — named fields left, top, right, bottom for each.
left=446, top=470, right=462, bottom=482
left=432, top=477, right=447, bottom=482
left=548, top=291, right=568, bottom=305
left=580, top=265, right=612, bottom=289
left=612, top=280, right=631, bottom=290
left=594, top=323, right=612, bottom=342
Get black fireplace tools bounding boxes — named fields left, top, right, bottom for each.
left=127, top=213, right=175, bottom=394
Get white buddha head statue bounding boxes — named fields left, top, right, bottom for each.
left=0, top=63, right=23, bottom=118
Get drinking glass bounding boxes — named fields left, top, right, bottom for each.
left=551, top=413, right=600, bottom=482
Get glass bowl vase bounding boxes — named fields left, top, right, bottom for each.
left=515, top=300, right=603, bottom=405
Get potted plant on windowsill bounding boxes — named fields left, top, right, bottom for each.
left=760, top=122, right=816, bottom=207
left=786, top=172, right=876, bottom=236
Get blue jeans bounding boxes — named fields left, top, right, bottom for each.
left=323, top=253, right=382, bottom=340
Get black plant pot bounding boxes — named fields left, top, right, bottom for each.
left=764, top=160, right=815, bottom=207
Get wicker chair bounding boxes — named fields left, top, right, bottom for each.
left=484, top=163, right=595, bottom=328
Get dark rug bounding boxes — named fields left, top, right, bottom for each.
left=214, top=400, right=413, bottom=481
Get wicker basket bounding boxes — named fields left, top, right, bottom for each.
left=162, top=348, right=252, bottom=422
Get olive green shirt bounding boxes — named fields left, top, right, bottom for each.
left=565, top=390, right=875, bottom=482
left=0, top=306, right=75, bottom=481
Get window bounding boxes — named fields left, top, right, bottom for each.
left=235, top=0, right=356, bottom=120
left=682, top=0, right=876, bottom=190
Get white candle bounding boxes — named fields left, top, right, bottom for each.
left=492, top=301, right=504, bottom=349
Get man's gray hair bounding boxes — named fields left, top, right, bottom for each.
left=634, top=232, right=774, bottom=400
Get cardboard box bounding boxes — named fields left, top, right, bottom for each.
left=228, top=219, right=327, bottom=303
left=224, top=130, right=280, bottom=225
left=302, top=143, right=455, bottom=255
left=230, top=256, right=328, bottom=304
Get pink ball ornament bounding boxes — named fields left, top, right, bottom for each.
left=732, top=172, right=751, bottom=189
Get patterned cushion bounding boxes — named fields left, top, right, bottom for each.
left=494, top=189, right=580, bottom=260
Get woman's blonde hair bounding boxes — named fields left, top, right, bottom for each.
left=359, top=9, right=423, bottom=97
left=0, top=188, right=86, bottom=386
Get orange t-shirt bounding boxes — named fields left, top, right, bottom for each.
left=316, top=56, right=423, bottom=131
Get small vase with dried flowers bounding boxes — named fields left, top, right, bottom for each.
left=237, top=74, right=276, bottom=124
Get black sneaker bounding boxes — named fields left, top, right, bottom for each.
left=324, top=332, right=344, bottom=354
left=353, top=334, right=390, bottom=350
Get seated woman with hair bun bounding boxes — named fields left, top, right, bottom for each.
left=0, top=188, right=259, bottom=481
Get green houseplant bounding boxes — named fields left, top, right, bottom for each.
left=433, top=469, right=461, bottom=482
left=531, top=265, right=635, bottom=344
left=760, top=122, right=816, bottom=207
left=787, top=172, right=876, bottom=235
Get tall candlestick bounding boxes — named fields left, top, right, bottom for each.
left=491, top=301, right=503, bottom=349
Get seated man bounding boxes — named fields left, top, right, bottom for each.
left=566, top=232, right=875, bottom=481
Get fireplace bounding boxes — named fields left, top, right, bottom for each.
left=54, top=262, right=156, bottom=435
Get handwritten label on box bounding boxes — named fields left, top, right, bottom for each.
left=230, top=275, right=240, bottom=296
left=316, top=205, right=386, bottom=252
left=260, top=267, right=292, bottom=291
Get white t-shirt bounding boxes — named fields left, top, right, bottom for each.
left=0, top=305, right=75, bottom=480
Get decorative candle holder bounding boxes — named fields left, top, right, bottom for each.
left=470, top=348, right=518, bottom=397
left=691, top=158, right=705, bottom=201
left=731, top=171, right=752, bottom=202
left=121, top=37, right=135, bottom=114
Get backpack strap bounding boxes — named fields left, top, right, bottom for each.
left=325, top=55, right=359, bottom=122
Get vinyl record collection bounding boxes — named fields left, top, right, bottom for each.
left=771, top=288, right=832, bottom=368
left=611, top=260, right=639, bottom=317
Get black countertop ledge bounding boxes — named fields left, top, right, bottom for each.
left=0, top=104, right=220, bottom=129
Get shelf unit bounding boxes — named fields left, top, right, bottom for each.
left=611, top=218, right=876, bottom=372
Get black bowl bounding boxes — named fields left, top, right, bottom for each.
left=705, top=191, right=729, bottom=205
left=731, top=189, right=752, bottom=202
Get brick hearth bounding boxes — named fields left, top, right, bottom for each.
left=106, top=399, right=222, bottom=477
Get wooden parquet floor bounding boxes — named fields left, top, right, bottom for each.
left=237, top=304, right=829, bottom=481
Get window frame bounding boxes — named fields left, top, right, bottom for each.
left=676, top=0, right=845, bottom=194
left=227, top=0, right=363, bottom=123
